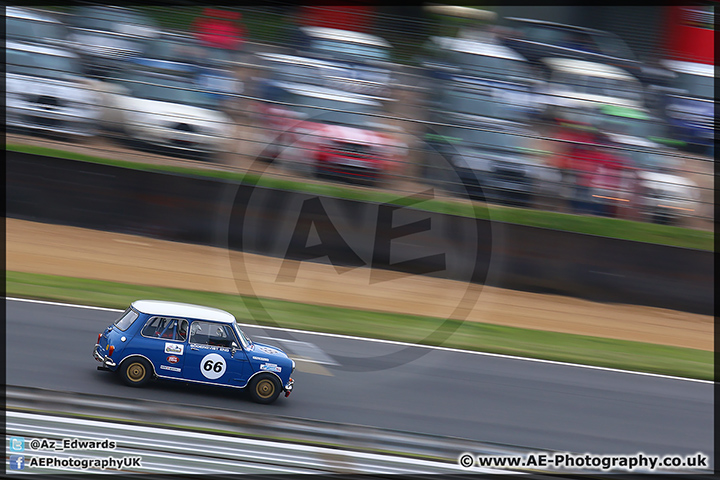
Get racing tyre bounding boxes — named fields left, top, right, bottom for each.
left=248, top=374, right=282, bottom=404
left=120, top=358, right=152, bottom=387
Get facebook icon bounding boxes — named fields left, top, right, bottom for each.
left=10, top=455, right=25, bottom=470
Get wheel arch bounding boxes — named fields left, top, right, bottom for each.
left=246, top=370, right=284, bottom=387
left=118, top=354, right=158, bottom=378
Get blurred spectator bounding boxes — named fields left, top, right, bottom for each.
left=568, top=142, right=600, bottom=215
left=552, top=120, right=595, bottom=212
left=298, top=3, right=375, bottom=33
left=191, top=8, right=245, bottom=52
left=574, top=135, right=636, bottom=218
left=553, top=120, right=634, bottom=217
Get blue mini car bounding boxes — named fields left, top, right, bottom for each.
left=94, top=300, right=295, bottom=404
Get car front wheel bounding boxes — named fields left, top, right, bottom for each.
left=119, top=358, right=153, bottom=387
left=248, top=374, right=282, bottom=404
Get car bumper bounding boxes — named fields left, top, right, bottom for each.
left=284, top=377, right=294, bottom=397
left=640, top=199, right=695, bottom=216
left=133, top=132, right=224, bottom=155
left=317, top=161, right=382, bottom=179
left=93, top=344, right=117, bottom=368
left=7, top=111, right=97, bottom=137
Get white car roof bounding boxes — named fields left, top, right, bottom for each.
left=506, top=17, right=607, bottom=36
left=543, top=58, right=638, bottom=81
left=424, top=5, right=497, bottom=21
left=131, top=300, right=236, bottom=324
left=301, top=26, right=391, bottom=48
left=256, top=52, right=340, bottom=69
left=431, top=36, right=527, bottom=62
left=6, top=40, right=78, bottom=58
left=6, top=6, right=62, bottom=23
left=276, top=81, right=383, bottom=106
left=660, top=59, right=714, bottom=78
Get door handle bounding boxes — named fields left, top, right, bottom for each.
left=191, top=347, right=199, bottom=351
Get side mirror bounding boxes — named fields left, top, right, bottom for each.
left=230, top=341, right=239, bottom=357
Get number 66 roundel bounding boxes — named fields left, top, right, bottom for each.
left=201, top=353, right=226, bottom=380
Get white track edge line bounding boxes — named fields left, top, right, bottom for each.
left=6, top=297, right=712, bottom=384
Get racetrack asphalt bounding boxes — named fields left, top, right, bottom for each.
left=6, top=299, right=713, bottom=467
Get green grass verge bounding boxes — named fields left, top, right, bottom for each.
left=7, top=271, right=712, bottom=381
left=7, top=143, right=713, bottom=251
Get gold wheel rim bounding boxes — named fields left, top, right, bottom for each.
left=127, top=362, right=146, bottom=382
left=256, top=379, right=275, bottom=398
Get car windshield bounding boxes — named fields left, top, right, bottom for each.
left=591, top=32, right=635, bottom=60
left=446, top=82, right=491, bottom=110
left=145, top=37, right=201, bottom=62
left=7, top=17, right=69, bottom=43
left=448, top=51, right=531, bottom=82
left=560, top=106, right=664, bottom=139
left=202, top=46, right=240, bottom=65
left=520, top=25, right=568, bottom=45
left=73, top=7, right=155, bottom=34
left=554, top=72, right=642, bottom=103
left=513, top=22, right=635, bottom=60
left=444, top=122, right=527, bottom=152
left=673, top=71, right=713, bottom=99
left=292, top=94, right=380, bottom=127
left=443, top=76, right=527, bottom=121
left=594, top=106, right=660, bottom=137
left=114, top=73, right=220, bottom=109
left=312, top=38, right=390, bottom=62
left=625, top=148, right=676, bottom=173
left=234, top=326, right=252, bottom=349
left=7, top=49, right=82, bottom=80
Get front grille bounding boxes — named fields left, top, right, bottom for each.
left=332, top=142, right=370, bottom=155
left=35, top=95, right=63, bottom=109
left=174, top=123, right=197, bottom=133
left=492, top=163, right=528, bottom=185
left=647, top=189, right=675, bottom=201
left=27, top=115, right=61, bottom=127
left=170, top=139, right=198, bottom=148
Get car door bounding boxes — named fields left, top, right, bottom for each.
left=183, top=320, right=251, bottom=387
left=130, top=315, right=188, bottom=379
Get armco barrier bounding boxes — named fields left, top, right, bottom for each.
left=6, top=385, right=547, bottom=465
left=5, top=386, right=711, bottom=476
left=6, top=151, right=713, bottom=314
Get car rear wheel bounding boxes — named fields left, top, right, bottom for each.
left=120, top=358, right=152, bottom=387
left=248, top=374, right=282, bottom=404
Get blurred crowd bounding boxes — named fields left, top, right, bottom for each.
left=6, top=4, right=714, bottom=227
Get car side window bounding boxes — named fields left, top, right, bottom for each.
left=189, top=321, right=237, bottom=348
left=114, top=308, right=140, bottom=332
left=141, top=316, right=188, bottom=341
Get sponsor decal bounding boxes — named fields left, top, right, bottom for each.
left=258, top=347, right=279, bottom=355
left=164, top=343, right=184, bottom=355
left=259, top=363, right=282, bottom=373
left=252, top=356, right=270, bottom=361
left=167, top=355, right=179, bottom=364
left=159, top=365, right=181, bottom=372
left=190, top=343, right=228, bottom=351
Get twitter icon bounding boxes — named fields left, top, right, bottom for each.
left=10, top=437, right=25, bottom=452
